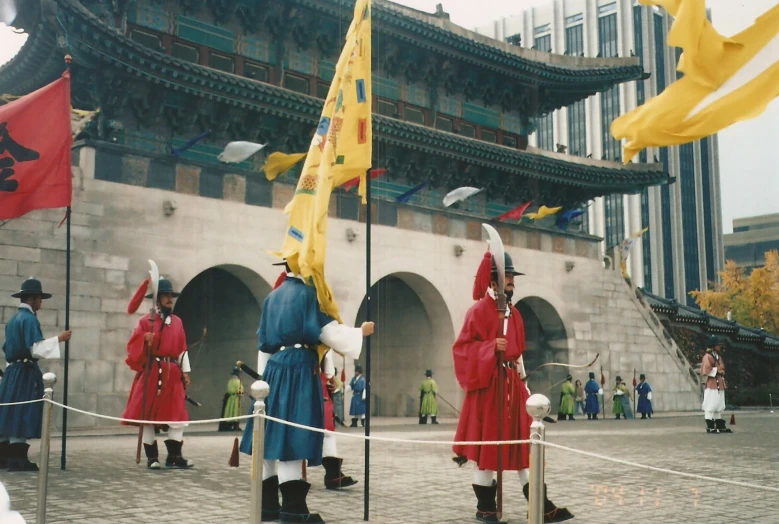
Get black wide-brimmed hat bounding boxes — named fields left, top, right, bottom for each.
left=640, top=373, right=646, bottom=380
left=12, top=278, right=52, bottom=299
left=232, top=367, right=241, bottom=377
left=145, top=278, right=180, bottom=298
left=707, top=335, right=720, bottom=348
left=491, top=252, right=525, bottom=276
left=425, top=368, right=433, bottom=377
left=355, top=364, right=363, bottom=373
left=615, top=376, right=623, bottom=382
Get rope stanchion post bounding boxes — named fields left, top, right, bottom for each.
left=526, top=393, right=551, bottom=524
left=37, top=372, right=57, bottom=524
left=249, top=380, right=270, bottom=524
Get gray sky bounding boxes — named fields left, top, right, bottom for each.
left=1, top=0, right=776, bottom=233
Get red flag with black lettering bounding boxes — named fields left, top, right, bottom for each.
left=0, top=72, right=72, bottom=220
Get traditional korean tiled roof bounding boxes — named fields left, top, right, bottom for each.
left=0, top=0, right=669, bottom=196
left=307, top=0, right=648, bottom=86
left=640, top=289, right=779, bottom=349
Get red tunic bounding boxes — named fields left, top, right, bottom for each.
left=452, top=294, right=531, bottom=471
left=121, top=314, right=189, bottom=426
left=321, top=372, right=335, bottom=432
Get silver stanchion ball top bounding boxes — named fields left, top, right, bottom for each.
left=526, top=393, right=551, bottom=420
left=42, top=372, right=57, bottom=387
left=251, top=380, right=270, bottom=399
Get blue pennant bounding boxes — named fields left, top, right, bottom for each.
left=395, top=180, right=429, bottom=204
left=169, top=130, right=211, bottom=157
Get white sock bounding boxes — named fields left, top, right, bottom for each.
left=278, top=460, right=304, bottom=484
left=322, top=434, right=338, bottom=458
left=473, top=466, right=494, bottom=487
left=142, top=426, right=155, bottom=445
left=263, top=459, right=278, bottom=480
left=167, top=426, right=184, bottom=441
left=518, top=468, right=530, bottom=486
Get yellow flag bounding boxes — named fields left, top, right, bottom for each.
left=272, top=0, right=372, bottom=321
left=525, top=205, right=562, bottom=221
left=263, top=152, right=308, bottom=181
left=612, top=0, right=779, bottom=162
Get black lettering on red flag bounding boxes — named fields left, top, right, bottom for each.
left=0, top=121, right=41, bottom=193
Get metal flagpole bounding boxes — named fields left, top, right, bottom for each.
left=61, top=206, right=71, bottom=470
left=364, top=168, right=372, bottom=521
left=61, top=54, right=73, bottom=470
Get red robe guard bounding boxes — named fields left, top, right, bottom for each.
left=121, top=313, right=189, bottom=425
left=452, top=292, right=531, bottom=471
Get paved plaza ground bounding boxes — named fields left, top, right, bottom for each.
left=3, top=412, right=777, bottom=524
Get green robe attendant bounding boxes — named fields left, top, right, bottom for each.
left=419, top=377, right=438, bottom=416
left=223, top=376, right=243, bottom=419
left=559, top=381, right=575, bottom=415
left=612, top=383, right=629, bottom=415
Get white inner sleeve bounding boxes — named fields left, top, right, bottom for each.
left=179, top=352, right=191, bottom=373
left=31, top=336, right=61, bottom=360
left=323, top=350, right=335, bottom=379
left=516, top=356, right=526, bottom=379
left=320, top=321, right=363, bottom=361
left=708, top=368, right=717, bottom=377
left=258, top=351, right=271, bottom=377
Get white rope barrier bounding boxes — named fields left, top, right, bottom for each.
left=541, top=441, right=779, bottom=493
left=0, top=399, right=45, bottom=407
left=5, top=398, right=778, bottom=494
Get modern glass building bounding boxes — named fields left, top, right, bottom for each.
left=477, top=0, right=724, bottom=302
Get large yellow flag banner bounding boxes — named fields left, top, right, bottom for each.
left=612, top=0, right=779, bottom=163
left=272, top=0, right=372, bottom=320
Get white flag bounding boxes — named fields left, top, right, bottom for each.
left=443, top=186, right=483, bottom=207
left=218, top=141, right=267, bottom=163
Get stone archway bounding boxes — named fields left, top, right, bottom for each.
left=173, top=265, right=271, bottom=419
left=515, top=297, right=569, bottom=412
left=352, top=272, right=455, bottom=417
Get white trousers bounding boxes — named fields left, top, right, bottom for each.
left=262, top=459, right=304, bottom=483
left=142, top=424, right=185, bottom=445
left=473, top=465, right=530, bottom=487
left=702, top=389, right=726, bottom=416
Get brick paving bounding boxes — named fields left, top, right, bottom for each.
left=4, top=412, right=778, bottom=524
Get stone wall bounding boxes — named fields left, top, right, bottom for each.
left=0, top=146, right=698, bottom=430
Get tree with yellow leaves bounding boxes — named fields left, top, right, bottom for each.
left=690, top=250, right=779, bottom=335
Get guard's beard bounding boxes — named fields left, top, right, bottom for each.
left=159, top=306, right=173, bottom=318
left=505, top=289, right=514, bottom=302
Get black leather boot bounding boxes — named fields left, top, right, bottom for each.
left=349, top=418, right=358, bottom=427
left=322, top=457, right=358, bottom=490
left=557, top=412, right=566, bottom=421
left=144, top=442, right=161, bottom=469
left=567, top=414, right=575, bottom=421
left=616, top=414, right=621, bottom=419
left=472, top=484, right=501, bottom=523
left=419, top=415, right=427, bottom=424
left=7, top=443, right=38, bottom=472
left=262, top=475, right=281, bottom=521
left=164, top=439, right=194, bottom=468
left=431, top=416, right=439, bottom=424
left=587, top=413, right=592, bottom=420
left=279, top=480, right=324, bottom=523
left=523, top=483, right=575, bottom=523
left=360, top=418, right=365, bottom=427
left=0, top=440, right=9, bottom=469
left=705, top=419, right=716, bottom=434
left=715, top=419, right=733, bottom=434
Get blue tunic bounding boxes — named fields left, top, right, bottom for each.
left=635, top=382, right=653, bottom=414
left=349, top=375, right=366, bottom=416
left=240, top=277, right=333, bottom=466
left=0, top=307, right=46, bottom=439
left=584, top=379, right=600, bottom=414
